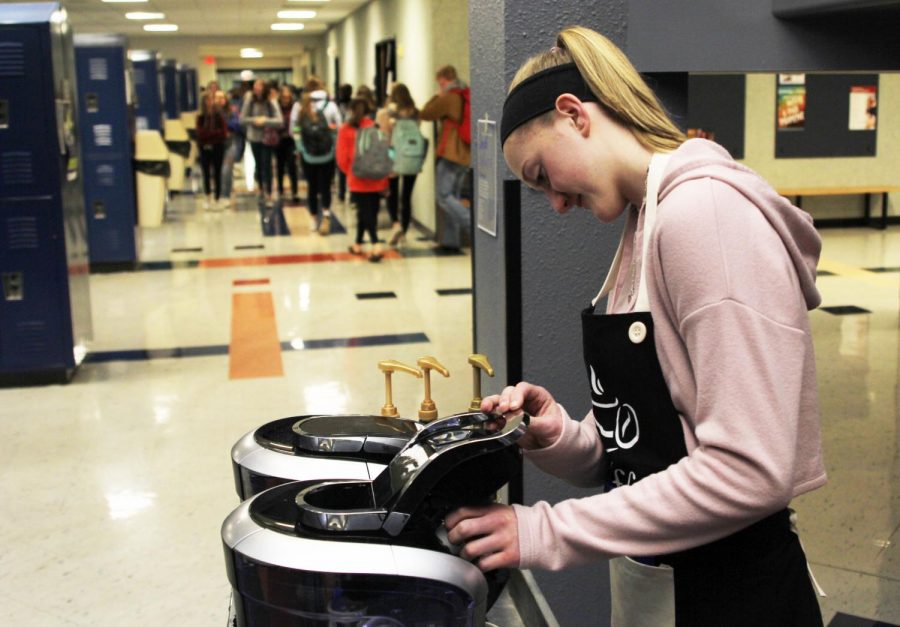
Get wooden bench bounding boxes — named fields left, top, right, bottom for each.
left=777, top=185, right=900, bottom=230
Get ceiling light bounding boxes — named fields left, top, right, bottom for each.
left=102, top=0, right=148, bottom=3
left=125, top=12, right=165, bottom=20
left=240, top=48, right=264, bottom=58
left=143, top=24, right=178, bottom=32
left=276, top=10, right=316, bottom=18
left=271, top=23, right=305, bottom=30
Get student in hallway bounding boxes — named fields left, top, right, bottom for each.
left=293, top=77, right=342, bottom=234
left=420, top=65, right=471, bottom=252
left=376, top=83, right=426, bottom=247
left=240, top=78, right=282, bottom=205
left=337, top=97, right=389, bottom=262
left=275, top=85, right=300, bottom=203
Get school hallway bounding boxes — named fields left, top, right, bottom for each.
left=0, top=178, right=896, bottom=625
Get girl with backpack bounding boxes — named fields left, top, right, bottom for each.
left=275, top=86, right=300, bottom=204
left=292, top=77, right=342, bottom=235
left=376, top=83, right=427, bottom=247
left=336, top=98, right=389, bottom=262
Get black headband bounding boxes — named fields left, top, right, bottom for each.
left=500, top=62, right=598, bottom=147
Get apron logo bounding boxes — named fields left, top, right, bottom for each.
left=590, top=365, right=640, bottom=452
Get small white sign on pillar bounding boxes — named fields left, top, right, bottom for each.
left=476, top=116, right=498, bottom=237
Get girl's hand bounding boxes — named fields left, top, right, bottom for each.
left=480, top=382, right=563, bottom=450
left=445, top=504, right=519, bottom=571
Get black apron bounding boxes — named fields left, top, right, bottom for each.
left=582, top=154, right=823, bottom=627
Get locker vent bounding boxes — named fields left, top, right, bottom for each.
left=0, top=42, right=26, bottom=77
left=6, top=217, right=39, bottom=250
left=96, top=164, right=116, bottom=187
left=93, top=124, right=113, bottom=147
left=1, top=152, right=35, bottom=186
left=133, top=67, right=145, bottom=86
left=17, top=321, right=48, bottom=355
left=89, top=57, right=108, bottom=81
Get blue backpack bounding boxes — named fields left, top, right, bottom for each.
left=390, top=118, right=428, bottom=175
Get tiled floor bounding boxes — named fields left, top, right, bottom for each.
left=0, top=186, right=897, bottom=625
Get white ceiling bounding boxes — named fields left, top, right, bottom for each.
left=3, top=0, right=369, bottom=37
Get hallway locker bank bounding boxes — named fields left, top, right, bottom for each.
left=0, top=3, right=92, bottom=385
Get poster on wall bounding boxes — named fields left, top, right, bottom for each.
left=777, top=74, right=806, bottom=130
left=848, top=85, right=877, bottom=130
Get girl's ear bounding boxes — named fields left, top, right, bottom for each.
left=555, top=93, right=590, bottom=138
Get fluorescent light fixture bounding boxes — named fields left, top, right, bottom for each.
left=271, top=23, right=305, bottom=30
left=276, top=10, right=316, bottom=18
left=240, top=48, right=264, bottom=58
left=102, top=0, right=148, bottom=3
left=128, top=50, right=155, bottom=61
left=143, top=23, right=178, bottom=31
left=125, top=12, right=165, bottom=19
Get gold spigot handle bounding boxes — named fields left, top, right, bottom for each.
left=467, top=354, right=495, bottom=411
left=378, top=360, right=422, bottom=417
left=416, top=356, right=450, bottom=422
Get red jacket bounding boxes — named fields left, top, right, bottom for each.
left=336, top=118, right=389, bottom=193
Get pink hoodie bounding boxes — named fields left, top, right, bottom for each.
left=513, top=139, right=826, bottom=570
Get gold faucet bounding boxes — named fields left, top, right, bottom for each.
left=416, top=356, right=450, bottom=422
left=467, top=354, right=495, bottom=411
left=378, top=360, right=422, bottom=417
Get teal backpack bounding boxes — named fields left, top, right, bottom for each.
left=390, top=118, right=428, bottom=175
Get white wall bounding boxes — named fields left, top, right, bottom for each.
left=127, top=34, right=325, bottom=90
left=325, top=0, right=469, bottom=233
left=742, top=73, right=900, bottom=219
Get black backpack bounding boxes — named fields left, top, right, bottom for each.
left=300, top=101, right=334, bottom=163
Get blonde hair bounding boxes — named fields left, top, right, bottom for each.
left=509, top=26, right=685, bottom=152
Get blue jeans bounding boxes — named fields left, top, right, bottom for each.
left=221, top=134, right=244, bottom=198
left=435, top=158, right=470, bottom=249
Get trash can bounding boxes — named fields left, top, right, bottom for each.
left=164, top=118, right=190, bottom=192
left=133, top=130, right=170, bottom=227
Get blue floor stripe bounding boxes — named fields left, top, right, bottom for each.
left=85, top=332, right=430, bottom=364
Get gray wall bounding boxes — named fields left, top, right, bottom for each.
left=469, top=1, right=900, bottom=625
left=470, top=2, right=627, bottom=625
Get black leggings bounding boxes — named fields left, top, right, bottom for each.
left=250, top=142, right=273, bottom=195
left=275, top=137, right=298, bottom=197
left=303, top=159, right=335, bottom=216
left=387, top=174, right=417, bottom=232
left=199, top=144, right=225, bottom=199
left=354, top=192, right=380, bottom=245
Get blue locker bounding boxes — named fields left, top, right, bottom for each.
left=74, top=34, right=138, bottom=269
left=187, top=67, right=198, bottom=111
left=161, top=58, right=180, bottom=120
left=0, top=2, right=93, bottom=385
left=177, top=64, right=197, bottom=113
left=130, top=50, right=162, bottom=132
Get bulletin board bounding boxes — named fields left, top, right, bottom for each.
left=775, top=73, right=878, bottom=158
left=686, top=74, right=746, bottom=160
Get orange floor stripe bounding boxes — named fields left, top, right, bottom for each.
left=228, top=291, right=284, bottom=379
left=202, top=250, right=401, bottom=268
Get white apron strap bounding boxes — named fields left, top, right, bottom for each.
left=591, top=153, right=671, bottom=309
left=635, top=152, right=671, bottom=312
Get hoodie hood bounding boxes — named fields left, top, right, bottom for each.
left=310, top=89, right=329, bottom=102
left=660, top=139, right=822, bottom=310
